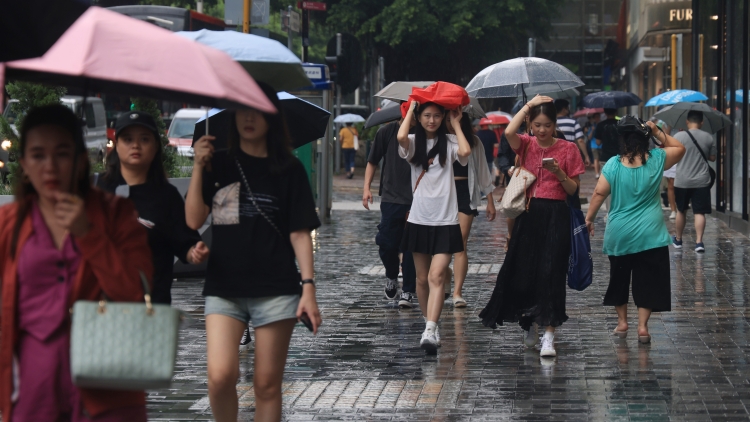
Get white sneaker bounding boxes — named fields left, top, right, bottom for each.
left=540, top=332, right=556, bottom=357
left=420, top=330, right=438, bottom=354
left=669, top=211, right=676, bottom=220
left=434, top=326, right=442, bottom=347
left=523, top=324, right=538, bottom=348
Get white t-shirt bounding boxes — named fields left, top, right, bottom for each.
left=399, top=134, right=468, bottom=226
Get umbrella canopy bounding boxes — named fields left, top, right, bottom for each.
left=364, top=104, right=402, bottom=129
left=2, top=7, right=275, bottom=113
left=645, top=89, right=708, bottom=107
left=463, top=97, right=487, bottom=119
left=466, top=57, right=584, bottom=99
left=515, top=88, right=580, bottom=101
left=652, top=102, right=732, bottom=134
left=583, top=91, right=642, bottom=109
left=334, top=113, right=366, bottom=123
left=479, top=114, right=510, bottom=125
left=1, top=0, right=89, bottom=62
left=175, top=29, right=311, bottom=92
left=193, top=92, right=330, bottom=149
left=573, top=108, right=604, bottom=118
left=374, top=81, right=434, bottom=101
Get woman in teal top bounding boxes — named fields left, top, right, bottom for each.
left=586, top=119, right=685, bottom=344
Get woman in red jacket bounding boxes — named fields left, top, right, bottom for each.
left=0, top=104, right=153, bottom=421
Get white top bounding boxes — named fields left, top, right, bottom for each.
left=467, top=139, right=495, bottom=210
left=399, top=134, right=469, bottom=226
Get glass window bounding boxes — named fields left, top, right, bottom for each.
left=167, top=118, right=198, bottom=139
left=731, top=0, right=745, bottom=213
left=84, top=104, right=96, bottom=129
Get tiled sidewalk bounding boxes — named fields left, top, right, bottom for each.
left=148, top=170, right=750, bottom=421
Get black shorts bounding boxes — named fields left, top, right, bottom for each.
left=604, top=246, right=671, bottom=312
left=674, top=186, right=712, bottom=214
left=455, top=179, right=478, bottom=216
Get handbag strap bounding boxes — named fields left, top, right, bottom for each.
left=685, top=130, right=712, bottom=167
left=413, top=158, right=434, bottom=193
left=234, top=157, right=284, bottom=238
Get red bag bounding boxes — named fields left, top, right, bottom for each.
left=400, top=81, right=470, bottom=117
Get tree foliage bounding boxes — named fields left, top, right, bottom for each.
left=316, top=0, right=564, bottom=84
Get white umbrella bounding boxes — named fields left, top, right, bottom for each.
left=334, top=113, right=366, bottom=123
left=466, top=57, right=584, bottom=99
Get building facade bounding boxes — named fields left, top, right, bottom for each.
left=616, top=0, right=750, bottom=234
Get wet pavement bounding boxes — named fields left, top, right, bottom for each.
left=148, top=169, right=750, bottom=421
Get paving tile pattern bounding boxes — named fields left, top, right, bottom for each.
left=147, top=171, right=750, bottom=421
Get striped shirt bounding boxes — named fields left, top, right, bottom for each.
left=557, top=117, right=583, bottom=142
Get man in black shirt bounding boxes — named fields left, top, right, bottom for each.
left=475, top=124, right=498, bottom=172
left=594, top=108, right=620, bottom=163
left=363, top=120, right=416, bottom=308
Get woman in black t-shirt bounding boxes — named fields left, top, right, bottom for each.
left=186, top=83, right=322, bottom=422
left=98, top=111, right=209, bottom=304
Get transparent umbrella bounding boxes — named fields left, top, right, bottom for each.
left=466, top=57, right=584, bottom=99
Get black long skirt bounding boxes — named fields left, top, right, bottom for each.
left=479, top=198, right=571, bottom=330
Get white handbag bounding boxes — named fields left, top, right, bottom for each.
left=499, top=142, right=536, bottom=219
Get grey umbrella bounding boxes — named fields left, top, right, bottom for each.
left=583, top=91, right=642, bottom=109
left=364, top=101, right=401, bottom=129
left=652, top=102, right=732, bottom=134
left=465, top=57, right=584, bottom=99
left=374, top=81, right=434, bottom=101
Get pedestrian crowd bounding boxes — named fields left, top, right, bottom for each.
left=0, top=78, right=718, bottom=421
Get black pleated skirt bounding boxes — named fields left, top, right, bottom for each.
left=479, top=198, right=571, bottom=330
left=401, top=222, right=464, bottom=255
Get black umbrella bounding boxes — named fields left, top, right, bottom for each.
left=364, top=104, right=402, bottom=129
left=652, top=102, right=732, bottom=134
left=193, top=93, right=331, bottom=150
left=1, top=0, right=89, bottom=61
left=583, top=91, right=642, bottom=109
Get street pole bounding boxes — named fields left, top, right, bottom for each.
left=528, top=38, right=536, bottom=57
left=301, top=10, right=309, bottom=62
left=287, top=5, right=293, bottom=50
left=334, top=33, right=342, bottom=173
left=243, top=0, right=252, bottom=33
left=319, top=88, right=332, bottom=219
left=379, top=56, right=385, bottom=91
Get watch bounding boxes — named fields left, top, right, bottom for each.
left=300, top=279, right=315, bottom=287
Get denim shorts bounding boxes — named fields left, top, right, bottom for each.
left=204, top=295, right=300, bottom=327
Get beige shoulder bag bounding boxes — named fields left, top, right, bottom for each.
left=498, top=141, right=536, bottom=219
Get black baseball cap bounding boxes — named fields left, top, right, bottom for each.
left=115, top=111, right=159, bottom=139
left=553, top=99, right=569, bottom=110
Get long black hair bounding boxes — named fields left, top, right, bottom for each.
left=12, top=104, right=91, bottom=257
left=103, top=115, right=168, bottom=187
left=410, top=102, right=448, bottom=171
left=527, top=102, right=558, bottom=135
left=619, top=133, right=651, bottom=165
left=228, top=81, right=294, bottom=173
left=458, top=112, right=476, bottom=148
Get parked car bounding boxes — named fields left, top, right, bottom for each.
left=2, top=96, right=109, bottom=165
left=167, top=108, right=205, bottom=158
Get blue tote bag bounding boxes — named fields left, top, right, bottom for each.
left=568, top=206, right=593, bottom=291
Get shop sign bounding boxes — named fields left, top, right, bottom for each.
left=646, top=1, right=692, bottom=32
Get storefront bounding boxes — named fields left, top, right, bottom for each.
left=696, top=0, right=750, bottom=231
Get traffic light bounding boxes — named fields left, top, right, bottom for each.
left=326, top=33, right=362, bottom=95
left=325, top=55, right=338, bottom=83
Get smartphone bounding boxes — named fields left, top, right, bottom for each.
left=542, top=158, right=555, bottom=165
left=299, top=313, right=314, bottom=332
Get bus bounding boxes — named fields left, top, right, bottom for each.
left=107, top=5, right=225, bottom=32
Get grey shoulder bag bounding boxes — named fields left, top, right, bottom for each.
left=70, top=271, right=182, bottom=390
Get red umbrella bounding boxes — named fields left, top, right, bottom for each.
left=1, top=7, right=275, bottom=113
left=573, top=108, right=604, bottom=118
left=479, top=114, right=510, bottom=125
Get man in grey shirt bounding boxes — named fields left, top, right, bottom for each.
left=363, top=120, right=416, bottom=308
left=672, top=111, right=716, bottom=253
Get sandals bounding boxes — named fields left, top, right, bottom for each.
left=453, top=297, right=467, bottom=308
left=638, top=334, right=651, bottom=344
left=612, top=328, right=627, bottom=339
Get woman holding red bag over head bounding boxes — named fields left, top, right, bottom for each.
left=398, top=98, right=471, bottom=355
left=0, top=104, right=152, bottom=421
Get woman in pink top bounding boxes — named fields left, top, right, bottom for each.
left=479, top=95, right=585, bottom=359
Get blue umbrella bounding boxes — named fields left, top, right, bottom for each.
left=176, top=29, right=311, bottom=91
left=645, top=89, right=708, bottom=107
left=583, top=91, right=642, bottom=109
left=193, top=92, right=330, bottom=149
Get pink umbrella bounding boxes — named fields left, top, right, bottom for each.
left=1, top=7, right=275, bottom=113
left=573, top=108, right=604, bottom=118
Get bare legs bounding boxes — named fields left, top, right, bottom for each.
left=675, top=211, right=705, bottom=243
left=667, top=178, right=676, bottom=213
left=453, top=213, right=474, bottom=300
left=612, top=303, right=652, bottom=337
left=413, top=252, right=451, bottom=322
left=206, top=314, right=296, bottom=422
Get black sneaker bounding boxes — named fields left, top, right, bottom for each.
left=239, top=326, right=252, bottom=351
left=398, top=292, right=414, bottom=308
left=385, top=278, right=399, bottom=300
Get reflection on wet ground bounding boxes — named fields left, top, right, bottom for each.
left=148, top=183, right=750, bottom=421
